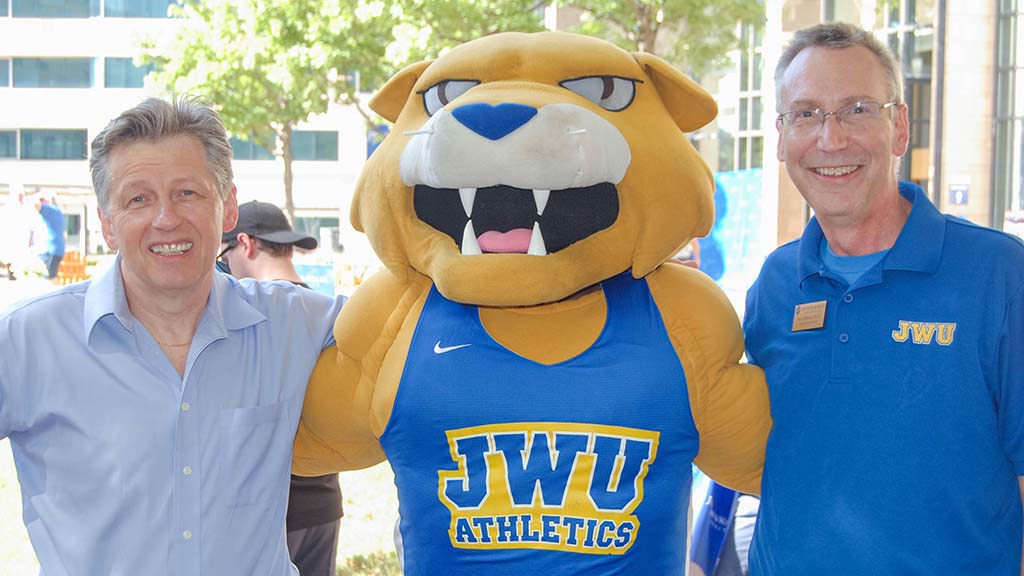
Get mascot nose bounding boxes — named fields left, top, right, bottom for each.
left=451, top=103, right=538, bottom=141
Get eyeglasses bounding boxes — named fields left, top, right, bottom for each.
left=777, top=101, right=899, bottom=135
left=215, top=243, right=235, bottom=275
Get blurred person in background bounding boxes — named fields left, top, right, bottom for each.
left=0, top=193, right=36, bottom=280
left=220, top=199, right=344, bottom=576
left=31, top=196, right=66, bottom=282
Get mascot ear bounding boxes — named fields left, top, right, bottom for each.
left=633, top=52, right=717, bottom=132
left=369, top=60, right=434, bottom=123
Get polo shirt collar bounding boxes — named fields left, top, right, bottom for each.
left=882, top=181, right=945, bottom=273
left=84, top=256, right=265, bottom=343
left=797, top=181, right=945, bottom=288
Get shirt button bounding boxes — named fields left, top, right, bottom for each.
left=183, top=466, right=192, bottom=476
left=183, top=530, right=192, bottom=540
left=843, top=294, right=854, bottom=303
left=839, top=333, right=850, bottom=343
left=181, top=402, right=190, bottom=412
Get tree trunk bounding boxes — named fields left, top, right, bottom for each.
left=634, top=4, right=658, bottom=54
left=279, top=124, right=295, bottom=225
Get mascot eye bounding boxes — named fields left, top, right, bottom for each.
left=559, top=76, right=637, bottom=111
left=421, top=80, right=481, bottom=116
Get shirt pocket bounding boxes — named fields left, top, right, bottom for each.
left=217, top=401, right=289, bottom=508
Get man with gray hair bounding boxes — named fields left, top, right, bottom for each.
left=0, top=96, right=343, bottom=575
left=744, top=22, right=1024, bottom=575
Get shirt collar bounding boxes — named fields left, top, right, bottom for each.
left=83, top=255, right=133, bottom=339
left=797, top=181, right=945, bottom=287
left=208, top=271, right=267, bottom=333
left=881, top=181, right=945, bottom=273
left=84, top=256, right=266, bottom=343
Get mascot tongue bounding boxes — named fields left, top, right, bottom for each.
left=477, top=228, right=533, bottom=253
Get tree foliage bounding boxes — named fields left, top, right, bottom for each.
left=140, top=0, right=762, bottom=219
left=567, top=0, right=764, bottom=77
left=140, top=0, right=396, bottom=220
left=389, top=0, right=547, bottom=65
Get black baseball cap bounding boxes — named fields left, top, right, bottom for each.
left=222, top=201, right=318, bottom=250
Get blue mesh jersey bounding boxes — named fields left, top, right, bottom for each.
left=380, top=272, right=699, bottom=575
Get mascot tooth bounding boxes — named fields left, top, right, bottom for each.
left=294, top=31, right=771, bottom=575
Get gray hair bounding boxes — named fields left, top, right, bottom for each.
left=775, top=22, right=904, bottom=109
left=90, top=95, right=234, bottom=213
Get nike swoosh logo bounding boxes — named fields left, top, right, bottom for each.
left=434, top=341, right=472, bottom=354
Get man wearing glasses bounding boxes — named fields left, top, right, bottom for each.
left=744, top=22, right=1024, bottom=575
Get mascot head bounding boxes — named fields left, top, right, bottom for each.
left=354, top=31, right=716, bottom=306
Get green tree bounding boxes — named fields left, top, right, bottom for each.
left=567, top=0, right=763, bottom=77
left=141, top=0, right=396, bottom=222
left=389, top=0, right=547, bottom=65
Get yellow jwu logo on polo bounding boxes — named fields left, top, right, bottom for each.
left=438, top=422, right=659, bottom=555
left=891, top=321, right=957, bottom=345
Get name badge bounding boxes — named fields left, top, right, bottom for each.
left=792, top=300, right=827, bottom=332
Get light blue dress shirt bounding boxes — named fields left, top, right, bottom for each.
left=0, top=258, right=344, bottom=576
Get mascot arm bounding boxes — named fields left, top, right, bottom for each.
left=648, top=264, right=771, bottom=495
left=293, top=269, right=430, bottom=475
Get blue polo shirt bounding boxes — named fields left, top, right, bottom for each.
left=0, top=258, right=343, bottom=575
left=744, top=182, right=1024, bottom=575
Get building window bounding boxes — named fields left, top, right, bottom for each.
left=292, top=131, right=338, bottom=161
left=294, top=215, right=339, bottom=240
left=12, top=0, right=99, bottom=17
left=104, top=57, right=151, bottom=88
left=877, top=0, right=935, bottom=185
left=994, top=0, right=1023, bottom=228
left=294, top=214, right=341, bottom=251
left=718, top=129, right=735, bottom=171
left=0, top=0, right=7, bottom=17
left=13, top=58, right=93, bottom=88
left=907, top=78, right=931, bottom=148
left=721, top=21, right=765, bottom=172
left=0, top=131, right=16, bottom=158
left=20, top=129, right=88, bottom=160
left=230, top=136, right=274, bottom=161
left=0, top=59, right=8, bottom=87
left=65, top=212, right=81, bottom=238
left=734, top=136, right=764, bottom=170
left=104, top=0, right=176, bottom=17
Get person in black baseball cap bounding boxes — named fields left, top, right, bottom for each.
left=217, top=200, right=344, bottom=576
left=217, top=200, right=318, bottom=277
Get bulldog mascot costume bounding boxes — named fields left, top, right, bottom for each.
left=294, top=32, right=770, bottom=575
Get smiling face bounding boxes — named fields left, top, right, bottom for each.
left=777, top=45, right=909, bottom=227
left=354, top=32, right=716, bottom=307
left=99, top=134, right=238, bottom=299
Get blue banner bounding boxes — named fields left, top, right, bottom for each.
left=689, top=481, right=739, bottom=576
left=708, top=168, right=765, bottom=292
left=295, top=263, right=336, bottom=297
